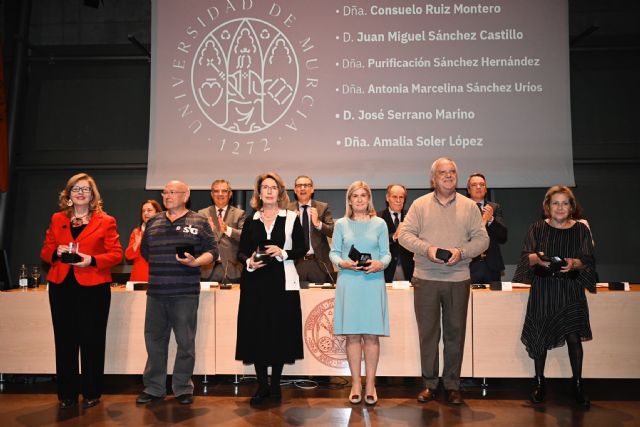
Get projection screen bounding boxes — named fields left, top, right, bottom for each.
left=148, top=0, right=574, bottom=189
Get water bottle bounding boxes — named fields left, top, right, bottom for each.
left=18, top=264, right=28, bottom=289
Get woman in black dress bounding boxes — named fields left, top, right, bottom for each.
left=235, top=171, right=306, bottom=405
left=513, top=186, right=596, bottom=408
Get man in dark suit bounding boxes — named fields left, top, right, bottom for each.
left=287, top=175, right=335, bottom=283
left=198, top=179, right=246, bottom=282
left=466, top=173, right=508, bottom=283
left=377, top=184, right=414, bottom=282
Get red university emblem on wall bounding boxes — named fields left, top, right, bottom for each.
left=304, top=298, right=347, bottom=368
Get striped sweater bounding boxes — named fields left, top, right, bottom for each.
left=141, top=211, right=217, bottom=296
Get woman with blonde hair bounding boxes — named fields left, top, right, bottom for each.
left=330, top=180, right=391, bottom=405
left=40, top=172, right=123, bottom=409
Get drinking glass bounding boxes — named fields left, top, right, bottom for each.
left=31, top=266, right=41, bottom=288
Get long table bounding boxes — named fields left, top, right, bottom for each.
left=0, top=285, right=638, bottom=378
left=0, top=287, right=215, bottom=375
left=472, top=286, right=640, bottom=378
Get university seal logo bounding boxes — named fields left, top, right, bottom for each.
left=191, top=18, right=299, bottom=134
left=304, top=298, right=347, bottom=368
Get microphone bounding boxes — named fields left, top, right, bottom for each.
left=319, top=260, right=336, bottom=289
left=219, top=260, right=232, bottom=289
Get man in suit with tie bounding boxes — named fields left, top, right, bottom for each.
left=466, top=173, right=508, bottom=283
left=198, top=179, right=246, bottom=282
left=287, top=175, right=335, bottom=284
left=377, top=184, right=415, bottom=282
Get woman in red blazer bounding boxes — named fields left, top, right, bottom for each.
left=40, top=173, right=122, bottom=410
left=125, top=199, right=162, bottom=282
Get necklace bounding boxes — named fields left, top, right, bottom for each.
left=71, top=211, right=90, bottom=227
left=261, top=209, right=278, bottom=220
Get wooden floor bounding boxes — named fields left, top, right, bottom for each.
left=0, top=375, right=638, bottom=426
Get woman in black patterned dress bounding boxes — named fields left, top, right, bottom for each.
left=513, top=186, right=596, bottom=409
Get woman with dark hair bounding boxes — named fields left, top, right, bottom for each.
left=513, top=185, right=597, bottom=409
left=40, top=173, right=123, bottom=409
left=125, top=199, right=162, bottom=282
left=235, top=171, right=306, bottom=405
left=330, top=180, right=391, bottom=406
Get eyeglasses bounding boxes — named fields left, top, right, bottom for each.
left=70, top=186, right=92, bottom=194
left=161, top=190, right=186, bottom=197
left=212, top=189, right=230, bottom=194
left=261, top=185, right=278, bottom=192
left=295, top=183, right=312, bottom=189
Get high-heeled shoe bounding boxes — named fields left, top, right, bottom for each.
left=349, top=385, right=362, bottom=404
left=364, top=388, right=378, bottom=406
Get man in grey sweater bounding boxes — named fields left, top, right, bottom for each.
left=399, top=157, right=489, bottom=405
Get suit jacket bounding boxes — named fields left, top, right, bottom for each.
left=125, top=227, right=149, bottom=282
left=40, top=211, right=123, bottom=285
left=287, top=199, right=334, bottom=272
left=377, top=209, right=415, bottom=283
left=482, top=201, right=508, bottom=272
left=198, top=205, right=246, bottom=280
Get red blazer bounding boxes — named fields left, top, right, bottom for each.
left=40, top=211, right=123, bottom=286
left=125, top=227, right=149, bottom=282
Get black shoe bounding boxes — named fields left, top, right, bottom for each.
left=270, top=384, right=282, bottom=402
left=446, top=389, right=464, bottom=405
left=530, top=376, right=546, bottom=404
left=176, top=394, right=193, bottom=405
left=249, top=388, right=270, bottom=406
left=59, top=399, right=77, bottom=409
left=573, top=378, right=590, bottom=409
left=82, top=398, right=100, bottom=408
left=136, top=392, right=162, bottom=404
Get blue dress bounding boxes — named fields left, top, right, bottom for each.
left=330, top=217, right=392, bottom=336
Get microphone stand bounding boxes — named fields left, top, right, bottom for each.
left=219, top=261, right=232, bottom=289
left=319, top=260, right=336, bottom=289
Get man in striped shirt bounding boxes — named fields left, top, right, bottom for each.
left=137, top=180, right=217, bottom=406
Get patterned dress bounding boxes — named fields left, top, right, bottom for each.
left=513, top=220, right=597, bottom=359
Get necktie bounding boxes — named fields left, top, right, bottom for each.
left=302, top=205, right=310, bottom=251
left=217, top=208, right=224, bottom=228
left=477, top=202, right=483, bottom=213
left=393, top=212, right=401, bottom=266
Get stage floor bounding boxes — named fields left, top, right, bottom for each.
left=0, top=375, right=638, bottom=426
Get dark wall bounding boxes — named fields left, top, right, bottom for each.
left=4, top=0, right=640, bottom=283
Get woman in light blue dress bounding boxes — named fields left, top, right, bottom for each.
left=330, top=181, right=391, bottom=406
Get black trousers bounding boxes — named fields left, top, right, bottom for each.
left=48, top=275, right=111, bottom=401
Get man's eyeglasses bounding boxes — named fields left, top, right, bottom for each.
left=295, top=183, right=312, bottom=189
left=161, top=190, right=186, bottom=197
left=70, top=186, right=92, bottom=194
